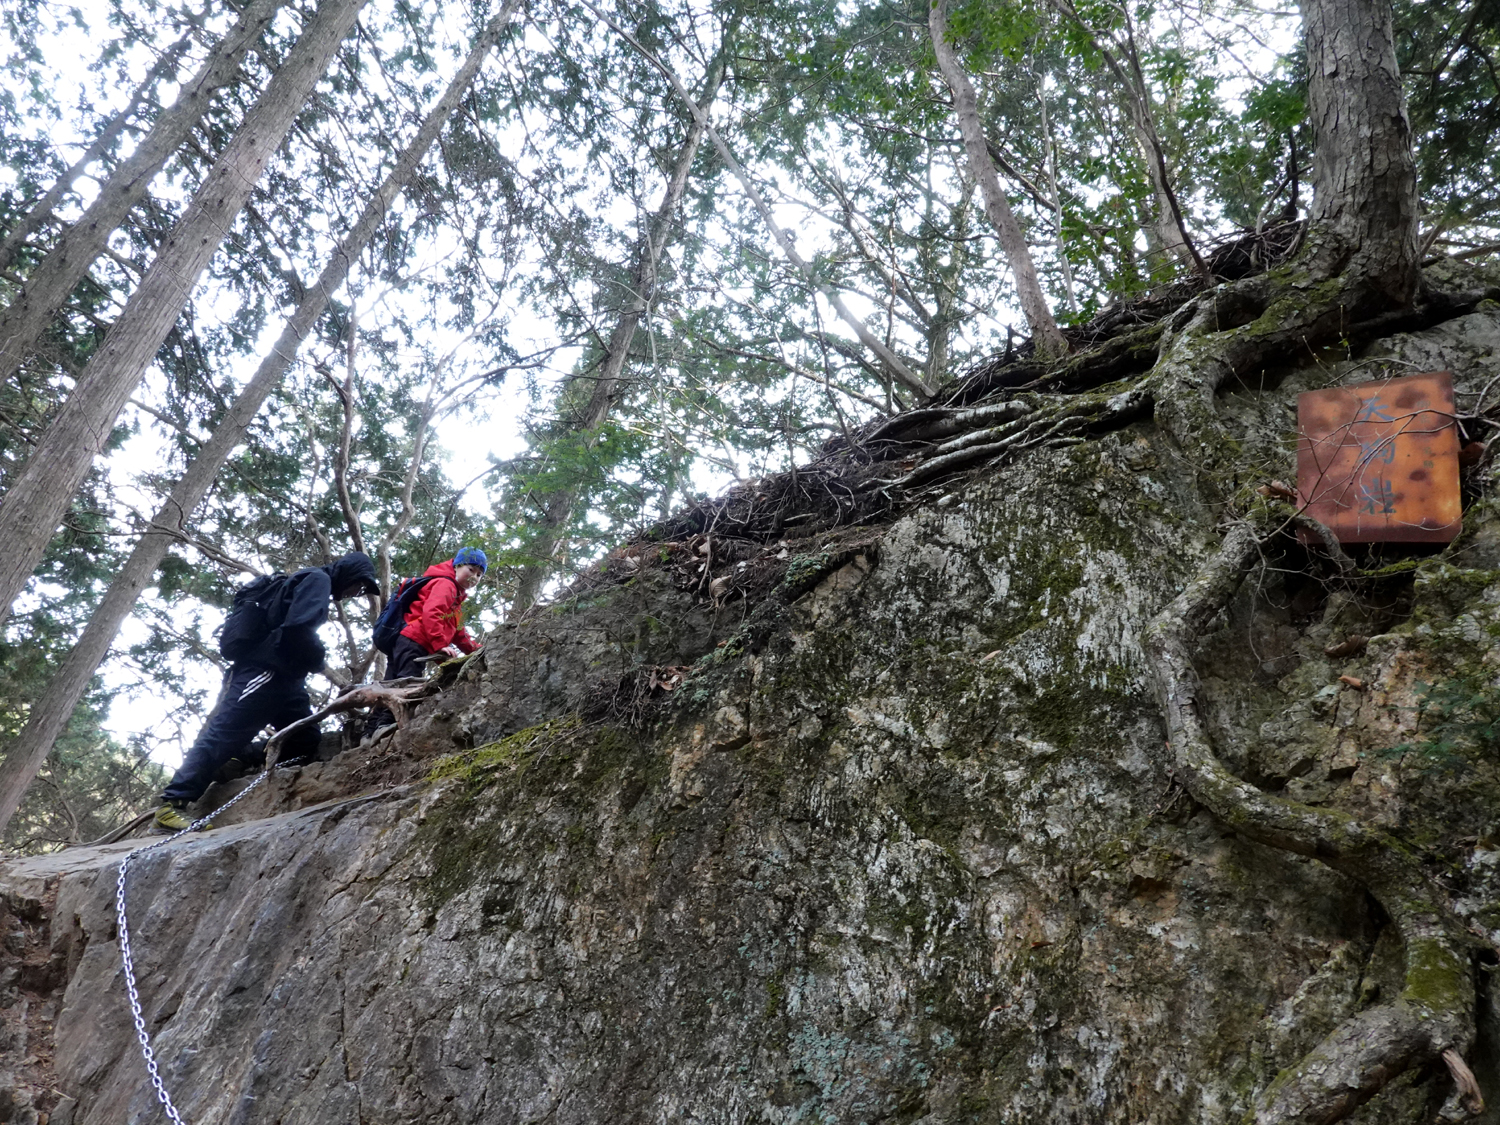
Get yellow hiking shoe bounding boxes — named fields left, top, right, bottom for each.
left=152, top=802, right=192, bottom=832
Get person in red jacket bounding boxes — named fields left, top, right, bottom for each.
left=364, top=546, right=485, bottom=738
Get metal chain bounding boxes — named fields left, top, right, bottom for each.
left=114, top=757, right=295, bottom=1123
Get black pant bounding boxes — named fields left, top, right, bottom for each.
left=162, top=665, right=320, bottom=803
left=364, top=634, right=428, bottom=736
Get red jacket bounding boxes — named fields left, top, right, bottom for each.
left=400, top=560, right=478, bottom=654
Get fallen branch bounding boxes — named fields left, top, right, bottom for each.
left=263, top=677, right=440, bottom=767
left=72, top=811, right=154, bottom=849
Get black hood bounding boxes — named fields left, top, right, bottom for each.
left=325, top=552, right=379, bottom=599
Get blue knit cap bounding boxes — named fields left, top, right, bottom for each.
left=454, top=546, right=487, bottom=573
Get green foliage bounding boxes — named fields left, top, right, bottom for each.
left=0, top=584, right=166, bottom=853
left=1395, top=0, right=1500, bottom=243
left=0, top=0, right=1492, bottom=846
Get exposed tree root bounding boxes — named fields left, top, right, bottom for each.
left=1143, top=520, right=1484, bottom=1125
left=1144, top=267, right=1500, bottom=470
left=1444, top=1048, right=1486, bottom=1119
left=263, top=675, right=442, bottom=766
left=569, top=258, right=1495, bottom=619
left=877, top=388, right=1151, bottom=491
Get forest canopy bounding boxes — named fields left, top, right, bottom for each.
left=0, top=0, right=1496, bottom=850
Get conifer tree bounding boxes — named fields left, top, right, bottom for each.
left=0, top=0, right=369, bottom=629
left=0, top=0, right=284, bottom=384
left=508, top=25, right=732, bottom=615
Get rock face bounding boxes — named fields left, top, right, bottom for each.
left=5, top=300, right=1500, bottom=1125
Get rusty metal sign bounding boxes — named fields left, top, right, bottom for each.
left=1296, top=371, right=1462, bottom=544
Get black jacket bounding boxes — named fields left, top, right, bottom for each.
left=241, top=552, right=378, bottom=675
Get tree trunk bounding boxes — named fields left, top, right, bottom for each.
left=1298, top=0, right=1420, bottom=305
left=1141, top=0, right=1426, bottom=455
left=0, top=0, right=369, bottom=630
left=928, top=0, right=1069, bottom=360
left=0, top=21, right=200, bottom=276
left=1112, top=53, right=1205, bottom=281
left=509, top=35, right=729, bottom=617
left=0, top=0, right=519, bottom=833
left=1123, top=99, right=1200, bottom=277
left=1036, top=76, right=1078, bottom=314
left=0, top=0, right=283, bottom=386
left=1043, top=0, right=1207, bottom=282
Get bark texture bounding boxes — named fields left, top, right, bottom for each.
left=929, top=0, right=1069, bottom=359
left=0, top=0, right=368, bottom=629
left=0, top=0, right=283, bottom=384
left=1298, top=0, right=1420, bottom=305
left=0, top=0, right=520, bottom=835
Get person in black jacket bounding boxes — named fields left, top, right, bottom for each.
left=153, top=552, right=379, bottom=831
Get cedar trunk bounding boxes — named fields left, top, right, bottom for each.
left=0, top=0, right=283, bottom=385
left=1298, top=0, right=1420, bottom=304
left=0, top=0, right=520, bottom=834
left=0, top=0, right=369, bottom=629
left=0, top=24, right=198, bottom=276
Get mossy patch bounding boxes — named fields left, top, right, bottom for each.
left=425, top=717, right=577, bottom=785
left=415, top=717, right=644, bottom=910
left=1016, top=681, right=1141, bottom=752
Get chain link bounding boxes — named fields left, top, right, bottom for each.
left=115, top=759, right=290, bottom=1123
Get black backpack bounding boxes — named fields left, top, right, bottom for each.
left=371, top=575, right=447, bottom=655
left=218, top=572, right=289, bottom=662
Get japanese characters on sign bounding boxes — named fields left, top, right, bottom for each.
left=1296, top=372, right=1462, bottom=544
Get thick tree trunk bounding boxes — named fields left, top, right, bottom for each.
left=0, top=0, right=282, bottom=385
left=1298, top=0, right=1420, bottom=305
left=1143, top=0, right=1426, bottom=462
left=0, top=0, right=520, bottom=833
left=509, top=39, right=729, bottom=617
left=928, top=0, right=1068, bottom=360
left=0, top=23, right=199, bottom=276
left=0, top=0, right=369, bottom=629
left=1132, top=16, right=1471, bottom=1115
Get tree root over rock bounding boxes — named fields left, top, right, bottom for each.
left=569, top=259, right=1495, bottom=620
left=869, top=389, right=1153, bottom=492
left=1144, top=521, right=1486, bottom=1125
left=1144, top=266, right=1500, bottom=472
left=263, top=674, right=445, bottom=766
